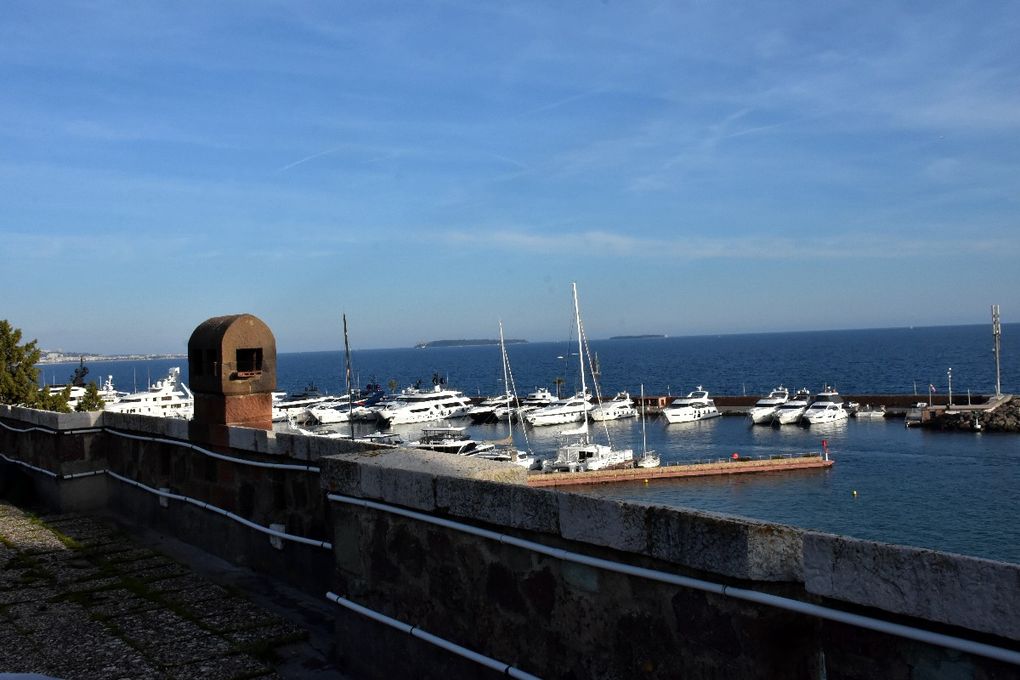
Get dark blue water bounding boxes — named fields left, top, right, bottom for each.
left=42, top=323, right=1020, bottom=563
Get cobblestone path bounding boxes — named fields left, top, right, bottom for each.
left=0, top=501, right=309, bottom=679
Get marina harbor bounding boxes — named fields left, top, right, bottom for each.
left=6, top=314, right=1020, bottom=680
left=26, top=319, right=1020, bottom=563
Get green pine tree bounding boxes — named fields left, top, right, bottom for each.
left=75, top=381, right=105, bottom=412
left=40, top=385, right=72, bottom=413
left=0, top=319, right=70, bottom=412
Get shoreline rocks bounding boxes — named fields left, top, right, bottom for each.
left=928, top=397, right=1020, bottom=432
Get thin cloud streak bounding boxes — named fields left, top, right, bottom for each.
left=439, top=229, right=1019, bottom=261
left=276, top=148, right=346, bottom=173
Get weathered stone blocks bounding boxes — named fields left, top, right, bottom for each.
left=804, top=531, right=1020, bottom=641
left=558, top=493, right=651, bottom=553
left=649, top=506, right=803, bottom=582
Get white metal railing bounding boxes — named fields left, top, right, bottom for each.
left=326, top=492, right=1020, bottom=667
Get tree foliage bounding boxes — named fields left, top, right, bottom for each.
left=76, top=382, right=105, bottom=412
left=0, top=319, right=70, bottom=412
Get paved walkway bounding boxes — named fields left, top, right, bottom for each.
left=0, top=501, right=341, bottom=679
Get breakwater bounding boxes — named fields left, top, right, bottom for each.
left=2, top=404, right=1019, bottom=678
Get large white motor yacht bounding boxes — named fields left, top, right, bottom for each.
left=271, top=383, right=331, bottom=422
left=408, top=427, right=495, bottom=456
left=495, top=386, right=556, bottom=421
left=661, top=387, right=720, bottom=424
left=374, top=386, right=472, bottom=426
left=46, top=375, right=125, bottom=410
left=748, top=386, right=790, bottom=425
left=801, top=386, right=849, bottom=425
left=590, top=391, right=638, bottom=422
left=772, top=388, right=812, bottom=425
left=466, top=393, right=514, bottom=424
left=524, top=391, right=592, bottom=427
left=104, top=367, right=194, bottom=419
left=302, top=398, right=364, bottom=425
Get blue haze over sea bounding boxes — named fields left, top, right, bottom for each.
left=44, top=324, right=1020, bottom=564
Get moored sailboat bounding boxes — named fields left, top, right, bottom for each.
left=635, top=384, right=660, bottom=468
left=473, top=320, right=538, bottom=469
left=542, top=283, right=645, bottom=473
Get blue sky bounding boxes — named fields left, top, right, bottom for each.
left=3, top=1, right=1019, bottom=353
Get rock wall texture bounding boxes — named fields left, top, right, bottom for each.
left=932, top=397, right=1020, bottom=432
left=321, top=449, right=1020, bottom=680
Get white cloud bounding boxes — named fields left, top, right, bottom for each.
left=437, top=227, right=1020, bottom=261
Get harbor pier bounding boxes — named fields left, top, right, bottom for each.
left=529, top=453, right=832, bottom=487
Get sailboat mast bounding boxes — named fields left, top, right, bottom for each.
left=571, top=282, right=589, bottom=445
left=499, top=320, right=512, bottom=436
left=343, top=313, right=354, bottom=440
left=640, top=383, right=648, bottom=455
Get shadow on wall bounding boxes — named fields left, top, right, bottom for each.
left=0, top=462, right=41, bottom=510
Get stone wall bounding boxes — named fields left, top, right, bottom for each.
left=0, top=404, right=356, bottom=594
left=320, top=448, right=1020, bottom=680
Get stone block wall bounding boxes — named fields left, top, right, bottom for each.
left=320, top=449, right=1020, bottom=680
left=0, top=404, right=363, bottom=594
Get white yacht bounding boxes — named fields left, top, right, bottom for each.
left=772, top=388, right=812, bottom=425
left=466, top=393, right=514, bottom=424
left=271, top=383, right=331, bottom=422
left=801, top=386, right=849, bottom=425
left=408, top=427, right=495, bottom=456
left=590, top=391, right=638, bottom=422
left=104, top=367, right=194, bottom=419
left=302, top=397, right=362, bottom=425
left=855, top=404, right=887, bottom=419
left=521, top=386, right=556, bottom=406
left=45, top=375, right=125, bottom=411
left=661, top=387, right=720, bottom=424
left=374, top=386, right=472, bottom=426
left=524, top=391, right=592, bottom=427
left=96, top=375, right=126, bottom=405
left=748, top=386, right=790, bottom=425
left=300, top=384, right=387, bottom=425
left=495, top=386, right=555, bottom=421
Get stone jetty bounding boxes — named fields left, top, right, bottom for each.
left=928, top=396, right=1020, bottom=432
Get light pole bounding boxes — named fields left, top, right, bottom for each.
left=947, top=367, right=953, bottom=409
left=992, top=304, right=1002, bottom=398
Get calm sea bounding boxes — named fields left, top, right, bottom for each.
left=41, top=323, right=1020, bottom=564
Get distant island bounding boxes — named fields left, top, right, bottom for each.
left=415, top=339, right=528, bottom=349
left=608, top=334, right=667, bottom=340
left=38, top=350, right=186, bottom=365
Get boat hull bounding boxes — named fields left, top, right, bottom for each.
left=773, top=407, right=807, bottom=425
left=661, top=406, right=720, bottom=424
left=748, top=406, right=779, bottom=424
